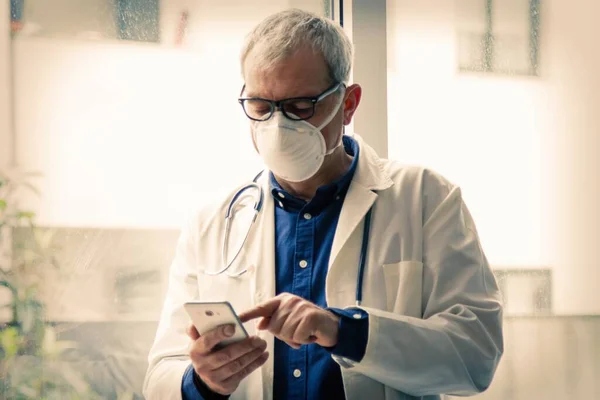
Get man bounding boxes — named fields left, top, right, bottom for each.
left=143, top=8, right=503, bottom=400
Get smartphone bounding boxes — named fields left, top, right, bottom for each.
left=184, top=301, right=249, bottom=348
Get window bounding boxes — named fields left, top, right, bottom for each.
left=1, top=2, right=335, bottom=399
left=387, top=0, right=546, bottom=272
left=385, top=1, right=599, bottom=397
left=456, top=0, right=541, bottom=75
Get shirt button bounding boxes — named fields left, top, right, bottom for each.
left=277, top=200, right=284, bottom=208
left=278, top=192, right=285, bottom=199
left=299, top=260, right=308, bottom=268
left=293, top=369, right=302, bottom=378
left=353, top=313, right=362, bottom=319
left=303, top=213, right=312, bottom=220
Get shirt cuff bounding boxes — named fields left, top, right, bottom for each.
left=181, top=363, right=230, bottom=400
left=325, top=307, right=369, bottom=362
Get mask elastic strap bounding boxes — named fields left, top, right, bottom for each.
left=321, top=89, right=346, bottom=156
left=316, top=88, right=346, bottom=131
left=325, top=131, right=344, bottom=155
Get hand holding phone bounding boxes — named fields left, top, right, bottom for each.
left=184, top=301, right=249, bottom=348
left=184, top=301, right=269, bottom=396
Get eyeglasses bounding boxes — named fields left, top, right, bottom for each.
left=238, top=82, right=343, bottom=122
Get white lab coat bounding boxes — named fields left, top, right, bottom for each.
left=143, top=133, right=503, bottom=400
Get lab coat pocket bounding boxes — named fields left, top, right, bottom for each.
left=382, top=261, right=423, bottom=317
left=196, top=264, right=254, bottom=308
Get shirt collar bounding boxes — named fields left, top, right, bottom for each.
left=270, top=135, right=360, bottom=213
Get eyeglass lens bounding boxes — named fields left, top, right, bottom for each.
left=243, top=98, right=315, bottom=121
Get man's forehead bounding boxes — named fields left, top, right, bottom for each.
left=244, top=78, right=326, bottom=99
left=243, top=47, right=330, bottom=99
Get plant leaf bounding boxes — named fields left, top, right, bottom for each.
left=0, top=327, right=21, bottom=358
left=16, top=211, right=36, bottom=220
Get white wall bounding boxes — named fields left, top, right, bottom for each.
left=13, top=37, right=262, bottom=229
left=13, top=0, right=335, bottom=229
left=386, top=0, right=549, bottom=269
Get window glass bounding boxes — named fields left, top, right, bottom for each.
left=456, top=0, right=539, bottom=75
left=2, top=1, right=332, bottom=399
left=387, top=1, right=600, bottom=398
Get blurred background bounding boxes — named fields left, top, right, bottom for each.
left=0, top=0, right=598, bottom=398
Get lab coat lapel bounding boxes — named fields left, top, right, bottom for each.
left=329, top=181, right=377, bottom=272
left=248, top=171, right=276, bottom=400
left=327, top=181, right=377, bottom=306
left=327, top=134, right=393, bottom=306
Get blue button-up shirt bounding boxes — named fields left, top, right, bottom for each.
left=182, top=136, right=369, bottom=400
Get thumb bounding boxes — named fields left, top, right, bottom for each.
left=186, top=323, right=200, bottom=340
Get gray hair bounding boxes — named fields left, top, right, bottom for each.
left=240, top=8, right=354, bottom=84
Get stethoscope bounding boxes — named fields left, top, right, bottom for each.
left=201, top=171, right=373, bottom=306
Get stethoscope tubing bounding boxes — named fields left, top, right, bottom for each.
left=203, top=170, right=373, bottom=305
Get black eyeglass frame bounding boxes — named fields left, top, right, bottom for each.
left=237, top=82, right=345, bottom=122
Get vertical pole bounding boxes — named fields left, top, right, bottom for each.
left=350, top=0, right=388, bottom=158
left=0, top=0, right=13, bottom=323
left=1, top=0, right=12, bottom=167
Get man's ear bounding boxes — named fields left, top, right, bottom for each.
left=342, top=84, right=362, bottom=125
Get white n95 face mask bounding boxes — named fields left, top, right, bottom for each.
left=252, top=90, right=345, bottom=183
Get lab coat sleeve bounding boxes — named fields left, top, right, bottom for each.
left=143, top=214, right=200, bottom=400
left=337, top=183, right=504, bottom=397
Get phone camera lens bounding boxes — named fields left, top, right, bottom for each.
left=205, top=310, right=214, bottom=317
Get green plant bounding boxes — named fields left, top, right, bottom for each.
left=0, top=170, right=101, bottom=400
